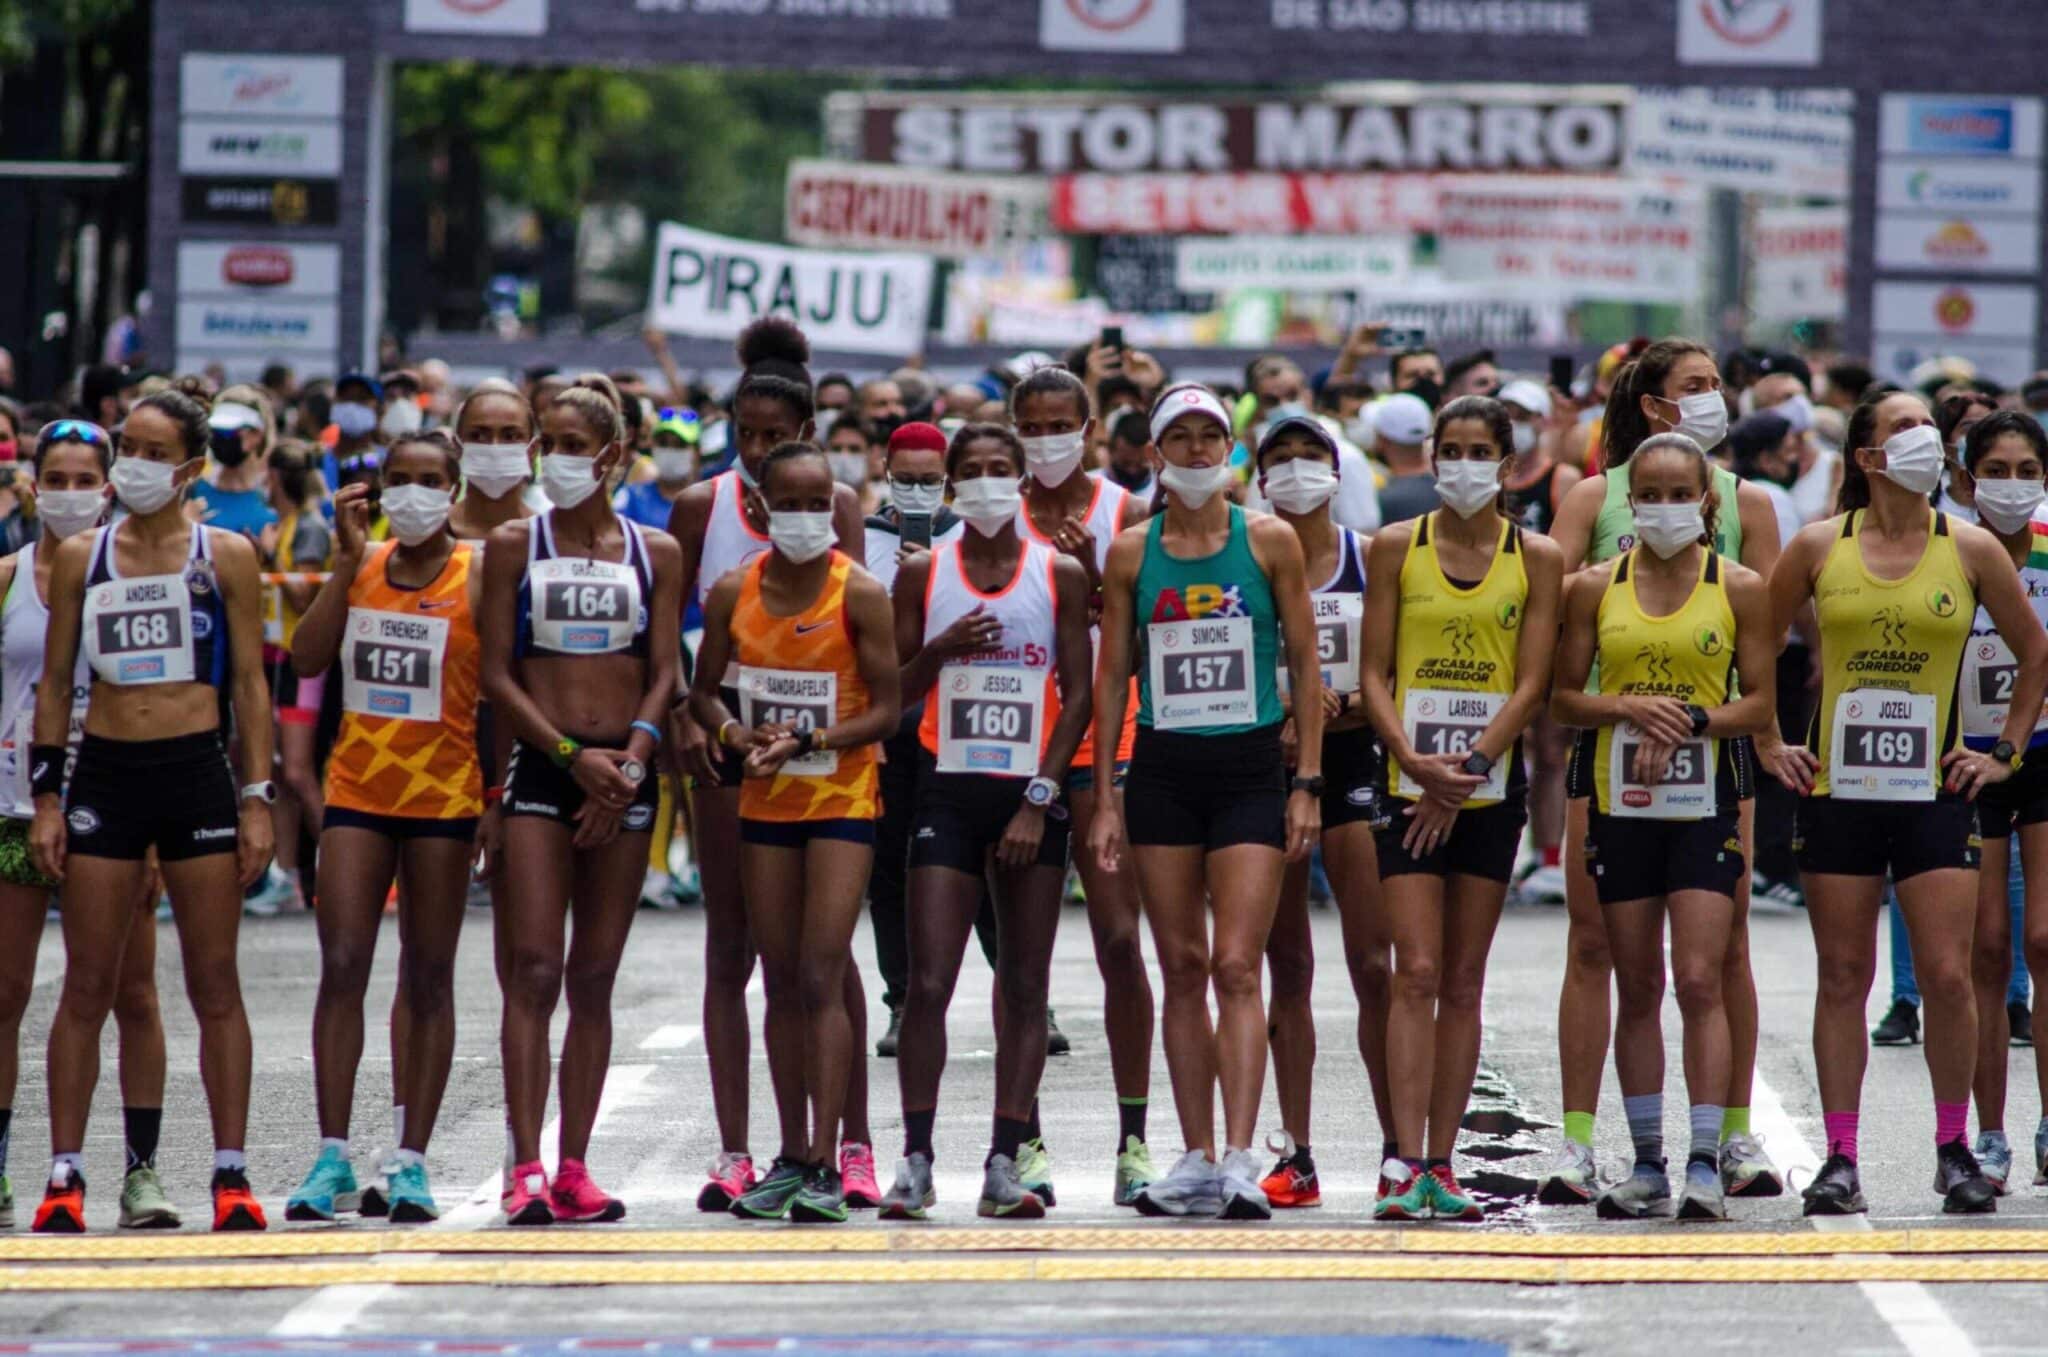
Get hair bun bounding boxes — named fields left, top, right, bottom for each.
left=736, top=317, right=811, bottom=384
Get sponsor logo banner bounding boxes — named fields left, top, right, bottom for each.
left=175, top=300, right=340, bottom=354
left=783, top=160, right=1046, bottom=260
left=404, top=0, right=549, bottom=35
left=1880, top=96, right=2043, bottom=160
left=180, top=53, right=343, bottom=119
left=179, top=119, right=344, bottom=177
left=1874, top=214, right=2041, bottom=276
left=1052, top=172, right=1447, bottom=235
left=1878, top=160, right=2043, bottom=217
left=1040, top=0, right=1184, bottom=53
left=176, top=242, right=343, bottom=299
left=1676, top=0, right=1822, bottom=67
left=1872, top=281, right=2037, bottom=340
left=179, top=176, right=340, bottom=228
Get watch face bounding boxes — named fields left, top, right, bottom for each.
left=620, top=758, right=647, bottom=784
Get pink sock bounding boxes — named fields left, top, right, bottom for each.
left=1935, top=1101, right=1968, bottom=1146
left=1823, top=1111, right=1859, bottom=1162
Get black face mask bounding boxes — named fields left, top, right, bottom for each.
left=1107, top=462, right=1152, bottom=491
left=870, top=414, right=906, bottom=442
left=211, top=430, right=250, bottom=468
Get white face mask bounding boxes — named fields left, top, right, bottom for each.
left=951, top=475, right=1022, bottom=536
left=381, top=402, right=424, bottom=440
left=540, top=452, right=603, bottom=510
left=1158, top=459, right=1234, bottom=509
left=1262, top=459, right=1338, bottom=515
left=1972, top=477, right=2045, bottom=535
left=1659, top=391, right=1729, bottom=451
left=889, top=478, right=945, bottom=517
left=826, top=451, right=868, bottom=487
left=1433, top=458, right=1501, bottom=518
left=1876, top=425, right=1944, bottom=497
left=37, top=488, right=106, bottom=539
left=768, top=510, right=834, bottom=563
left=332, top=401, right=379, bottom=440
left=381, top=483, right=453, bottom=546
left=652, top=449, right=695, bottom=483
left=461, top=442, right=531, bottom=499
left=110, top=456, right=182, bottom=515
left=1632, top=500, right=1705, bottom=558
left=1512, top=422, right=1538, bottom=456
left=1021, top=431, right=1087, bottom=486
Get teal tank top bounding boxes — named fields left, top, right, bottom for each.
left=1134, top=503, right=1284, bottom=735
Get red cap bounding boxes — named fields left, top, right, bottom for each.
left=888, top=421, right=948, bottom=455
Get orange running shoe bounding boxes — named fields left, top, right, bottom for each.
left=1258, top=1152, right=1321, bottom=1208
left=33, top=1166, right=85, bottom=1234
left=211, top=1168, right=268, bottom=1231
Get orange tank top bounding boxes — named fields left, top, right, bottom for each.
left=325, top=541, right=483, bottom=819
left=730, top=550, right=878, bottom=823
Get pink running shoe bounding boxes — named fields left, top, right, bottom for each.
left=550, top=1158, right=626, bottom=1223
left=698, top=1151, right=757, bottom=1212
left=504, top=1161, right=553, bottom=1227
left=840, top=1142, right=881, bottom=1209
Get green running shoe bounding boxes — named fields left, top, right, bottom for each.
left=731, top=1156, right=808, bottom=1220
left=118, top=1164, right=182, bottom=1229
left=0, top=1175, right=12, bottom=1230
left=285, top=1145, right=362, bottom=1222
left=1374, top=1160, right=1432, bottom=1222
left=1016, top=1137, right=1056, bottom=1207
left=1424, top=1164, right=1483, bottom=1222
left=1113, top=1135, right=1156, bottom=1207
left=789, top=1164, right=847, bottom=1223
left=386, top=1158, right=440, bottom=1223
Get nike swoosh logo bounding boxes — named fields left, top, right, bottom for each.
left=794, top=620, right=830, bottom=634
left=418, top=599, right=458, bottom=611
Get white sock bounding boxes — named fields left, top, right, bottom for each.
left=392, top=1148, right=425, bottom=1169
left=214, top=1149, right=247, bottom=1173
left=393, top=1104, right=407, bottom=1148
left=321, top=1136, right=348, bottom=1157
left=50, top=1151, right=83, bottom=1185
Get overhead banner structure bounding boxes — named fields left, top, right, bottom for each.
left=646, top=223, right=935, bottom=357
left=1626, top=86, right=1853, bottom=196
left=783, top=160, right=1047, bottom=260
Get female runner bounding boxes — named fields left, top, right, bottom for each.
left=1091, top=383, right=1322, bottom=1221
left=451, top=379, right=538, bottom=541
left=32, top=389, right=275, bottom=1233
left=688, top=442, right=898, bottom=1223
left=881, top=424, right=1092, bottom=1219
left=1360, top=395, right=1561, bottom=1222
left=1252, top=412, right=1390, bottom=1208
left=480, top=385, right=682, bottom=1225
left=1552, top=433, right=1775, bottom=1221
left=286, top=430, right=483, bottom=1223
left=1763, top=389, right=2048, bottom=1216
left=0, top=421, right=175, bottom=1229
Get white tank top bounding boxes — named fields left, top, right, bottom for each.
left=1017, top=472, right=1130, bottom=573
left=697, top=470, right=770, bottom=608
left=918, top=539, right=1061, bottom=776
left=0, top=542, right=90, bottom=819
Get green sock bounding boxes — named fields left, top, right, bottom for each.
left=1562, top=1111, right=1596, bottom=1148
left=1721, top=1107, right=1751, bottom=1139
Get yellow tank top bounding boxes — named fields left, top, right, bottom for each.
left=1386, top=511, right=1528, bottom=805
left=1591, top=549, right=1737, bottom=815
left=1810, top=509, right=1972, bottom=798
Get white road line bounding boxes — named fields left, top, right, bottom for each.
left=271, top=1063, right=656, bottom=1337
left=1750, top=1069, right=1979, bottom=1357
left=638, top=1023, right=701, bottom=1051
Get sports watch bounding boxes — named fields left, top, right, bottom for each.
left=1461, top=750, right=1494, bottom=777
left=1993, top=739, right=2023, bottom=770
left=1687, top=704, right=1711, bottom=737
left=1023, top=776, right=1061, bottom=809
left=551, top=737, right=582, bottom=769
left=1290, top=774, right=1325, bottom=797
left=240, top=780, right=278, bottom=805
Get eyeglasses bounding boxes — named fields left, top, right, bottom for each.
left=41, top=419, right=111, bottom=447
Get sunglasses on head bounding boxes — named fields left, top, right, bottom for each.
left=42, top=419, right=112, bottom=447
left=658, top=407, right=700, bottom=425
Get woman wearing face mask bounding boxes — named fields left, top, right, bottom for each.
left=1760, top=390, right=2048, bottom=1217
left=1251, top=414, right=1390, bottom=1211
left=284, top=430, right=482, bottom=1225
left=1541, top=340, right=1784, bottom=1209
left=0, top=422, right=178, bottom=1231
left=1552, top=434, right=1776, bottom=1222
left=478, top=386, right=683, bottom=1225
left=825, top=417, right=882, bottom=516
left=1013, top=365, right=1160, bottom=1206
left=666, top=321, right=877, bottom=1216
left=688, top=443, right=899, bottom=1223
left=190, top=386, right=280, bottom=541
left=1936, top=390, right=2000, bottom=520
left=1949, top=412, right=2048, bottom=1192
left=1360, top=395, right=1562, bottom=1222
left=881, top=424, right=1093, bottom=1220
left=1091, top=383, right=1323, bottom=1221
left=450, top=381, right=538, bottom=542
left=31, top=390, right=276, bottom=1233
left=327, top=374, right=385, bottom=495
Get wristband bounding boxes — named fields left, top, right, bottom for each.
left=484, top=784, right=505, bottom=808
left=716, top=718, right=740, bottom=749
left=631, top=719, right=664, bottom=747
left=795, top=729, right=820, bottom=757
left=29, top=745, right=65, bottom=799
left=550, top=737, right=582, bottom=770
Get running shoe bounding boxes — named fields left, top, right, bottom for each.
left=1934, top=1140, right=1997, bottom=1214
left=551, top=1158, right=626, bottom=1222
left=1537, top=1140, right=1600, bottom=1205
left=210, top=1168, right=267, bottom=1232
left=1799, top=1153, right=1865, bottom=1216
left=732, top=1156, right=808, bottom=1220
left=386, top=1158, right=440, bottom=1223
left=1975, top=1130, right=2013, bottom=1196
left=1046, top=1010, right=1071, bottom=1056
left=876, top=1006, right=902, bottom=1058
left=1719, top=1131, right=1784, bottom=1198
left=285, top=1145, right=361, bottom=1222
left=2035, top=1121, right=2048, bottom=1187
left=1259, top=1149, right=1321, bottom=1209
left=1425, top=1163, right=1483, bottom=1222
left=1016, top=1137, right=1056, bottom=1207
left=504, top=1161, right=554, bottom=1226
left=1516, top=862, right=1569, bottom=904
left=1217, top=1148, right=1271, bottom=1221
left=839, top=1142, right=880, bottom=1209
left=879, top=1152, right=935, bottom=1220
left=1113, top=1135, right=1156, bottom=1207
left=1871, top=998, right=1920, bottom=1046
left=697, top=1150, right=757, bottom=1212
left=1676, top=1160, right=1727, bottom=1220
left=32, top=1166, right=84, bottom=1234
left=1596, top=1162, right=1672, bottom=1220
left=242, top=863, right=296, bottom=917
left=118, top=1165, right=181, bottom=1229
left=789, top=1164, right=847, bottom=1224
left=639, top=867, right=679, bottom=910
left=1374, top=1160, right=1430, bottom=1222
left=977, top=1154, right=1046, bottom=1219
left=357, top=1154, right=394, bottom=1218
left=1133, top=1149, right=1221, bottom=1218
left=2011, top=1000, right=2033, bottom=1047
left=0, top=1175, right=11, bottom=1229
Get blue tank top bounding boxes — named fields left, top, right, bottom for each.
left=83, top=523, right=227, bottom=690
left=515, top=512, right=654, bottom=660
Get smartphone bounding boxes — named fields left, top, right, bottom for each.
left=1101, top=325, right=1125, bottom=354
left=1549, top=354, right=1576, bottom=392
left=1377, top=326, right=1426, bottom=351
left=899, top=512, right=934, bottom=549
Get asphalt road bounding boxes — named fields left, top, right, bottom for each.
left=1, top=891, right=2045, bottom=1355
